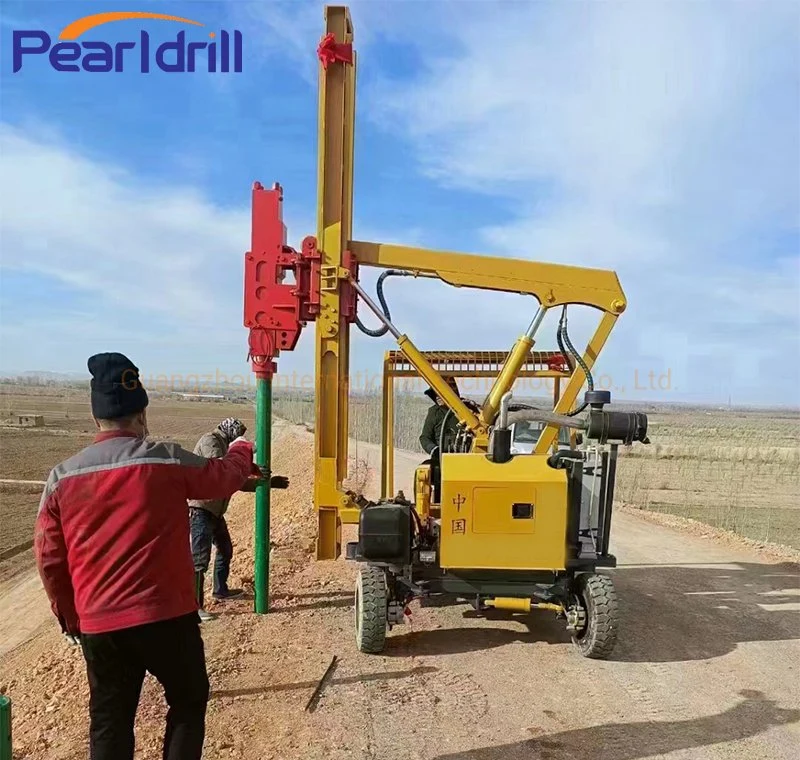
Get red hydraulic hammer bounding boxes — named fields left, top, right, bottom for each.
left=244, top=182, right=358, bottom=611
left=244, top=182, right=317, bottom=613
left=244, top=182, right=321, bottom=380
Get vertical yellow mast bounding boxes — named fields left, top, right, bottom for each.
left=314, top=6, right=356, bottom=560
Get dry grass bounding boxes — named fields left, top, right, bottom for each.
left=272, top=389, right=431, bottom=452
left=0, top=387, right=258, bottom=555
left=615, top=411, right=800, bottom=549
left=4, top=385, right=799, bottom=552
left=275, top=390, right=800, bottom=551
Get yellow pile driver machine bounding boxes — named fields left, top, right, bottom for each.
left=243, top=6, right=650, bottom=659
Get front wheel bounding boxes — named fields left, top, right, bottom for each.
left=570, top=573, right=619, bottom=659
left=355, top=565, right=387, bottom=653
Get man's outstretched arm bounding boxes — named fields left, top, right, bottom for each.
left=175, top=438, right=257, bottom=501
left=240, top=473, right=290, bottom=492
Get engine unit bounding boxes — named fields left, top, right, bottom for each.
left=355, top=502, right=412, bottom=565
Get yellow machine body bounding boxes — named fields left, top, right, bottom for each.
left=439, top=453, right=568, bottom=571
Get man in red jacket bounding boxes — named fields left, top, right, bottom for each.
left=34, top=352, right=263, bottom=760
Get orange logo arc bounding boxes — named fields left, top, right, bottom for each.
left=58, top=12, right=203, bottom=41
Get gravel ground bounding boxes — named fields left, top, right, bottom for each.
left=0, top=425, right=798, bottom=759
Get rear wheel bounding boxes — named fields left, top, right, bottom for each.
left=355, top=565, right=387, bottom=653
left=570, top=573, right=618, bottom=659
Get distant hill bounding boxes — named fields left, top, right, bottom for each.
left=0, top=370, right=89, bottom=384
left=0, top=373, right=797, bottom=414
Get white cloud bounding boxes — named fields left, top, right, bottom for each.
left=371, top=0, right=800, bottom=404
left=233, top=0, right=451, bottom=86
left=0, top=123, right=250, bottom=321
left=232, top=0, right=322, bottom=85
left=0, top=123, right=320, bottom=378
left=0, top=122, right=428, bottom=385
left=3, top=2, right=798, bottom=405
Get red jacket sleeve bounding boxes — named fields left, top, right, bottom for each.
left=34, top=489, right=80, bottom=635
left=177, top=439, right=256, bottom=501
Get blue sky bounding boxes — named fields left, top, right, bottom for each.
left=1, top=0, right=798, bottom=405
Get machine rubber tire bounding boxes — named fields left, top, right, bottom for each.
left=571, top=573, right=618, bottom=659
left=355, top=565, right=387, bottom=654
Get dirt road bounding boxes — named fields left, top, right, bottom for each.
left=1, top=426, right=798, bottom=759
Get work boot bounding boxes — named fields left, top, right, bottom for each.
left=213, top=587, right=245, bottom=601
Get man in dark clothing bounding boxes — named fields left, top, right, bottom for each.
left=419, top=376, right=462, bottom=454
left=189, top=417, right=248, bottom=618
left=189, top=418, right=289, bottom=621
left=35, top=353, right=261, bottom=760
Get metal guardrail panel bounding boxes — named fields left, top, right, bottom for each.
left=384, top=350, right=571, bottom=377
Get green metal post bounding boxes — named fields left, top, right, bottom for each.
left=0, top=694, right=11, bottom=760
left=254, top=376, right=272, bottom=614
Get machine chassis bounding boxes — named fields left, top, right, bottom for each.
left=347, top=436, right=623, bottom=659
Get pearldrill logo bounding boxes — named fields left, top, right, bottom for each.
left=11, top=11, right=243, bottom=73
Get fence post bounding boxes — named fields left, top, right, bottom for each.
left=0, top=694, right=11, bottom=760
left=254, top=376, right=272, bottom=614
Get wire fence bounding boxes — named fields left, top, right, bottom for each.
left=272, top=389, right=431, bottom=452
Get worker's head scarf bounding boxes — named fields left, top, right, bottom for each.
left=217, top=417, right=246, bottom=443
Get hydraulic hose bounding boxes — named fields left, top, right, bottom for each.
left=354, top=270, right=410, bottom=337
left=439, top=408, right=454, bottom=454
left=505, top=407, right=586, bottom=431
left=410, top=502, right=423, bottom=544
left=558, top=306, right=594, bottom=417
left=556, top=317, right=574, bottom=373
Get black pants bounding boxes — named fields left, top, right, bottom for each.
left=80, top=613, right=209, bottom=760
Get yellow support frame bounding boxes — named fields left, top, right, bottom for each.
left=380, top=350, right=572, bottom=499
left=349, top=239, right=625, bottom=449
left=314, top=6, right=356, bottom=560
left=310, top=5, right=627, bottom=559
left=534, top=311, right=619, bottom=453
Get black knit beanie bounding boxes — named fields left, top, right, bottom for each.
left=88, top=352, right=149, bottom=420
left=424, top=376, right=459, bottom=402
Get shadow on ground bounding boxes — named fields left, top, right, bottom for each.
left=384, top=609, right=570, bottom=657
left=383, top=561, right=799, bottom=662
left=434, top=691, right=799, bottom=760
left=269, top=596, right=353, bottom=613
left=210, top=665, right=437, bottom=698
left=270, top=591, right=351, bottom=601
left=610, top=560, right=799, bottom=662
left=220, top=590, right=352, bottom=615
